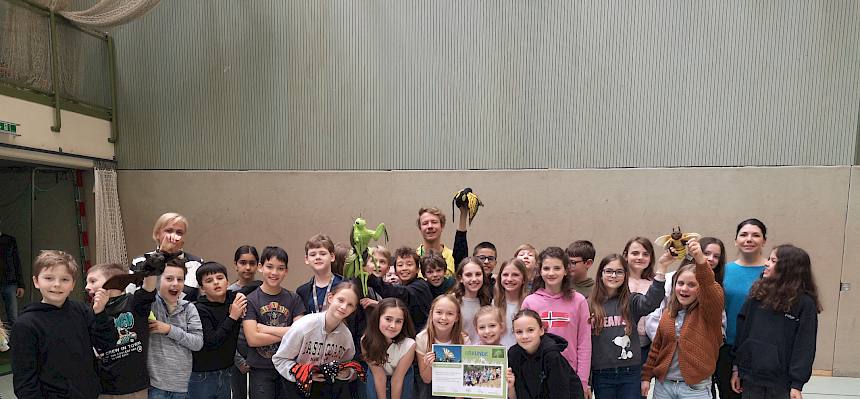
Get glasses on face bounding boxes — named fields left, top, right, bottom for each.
left=602, top=269, right=625, bottom=277
left=570, top=259, right=585, bottom=266
left=477, top=255, right=496, bottom=262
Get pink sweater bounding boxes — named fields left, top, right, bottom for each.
left=521, top=289, right=592, bottom=388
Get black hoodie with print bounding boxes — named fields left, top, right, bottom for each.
left=97, top=288, right=157, bottom=395
left=507, top=333, right=584, bottom=399
left=12, top=299, right=118, bottom=399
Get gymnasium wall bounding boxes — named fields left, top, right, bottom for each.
left=118, top=166, right=855, bottom=372
left=111, top=1, right=860, bottom=170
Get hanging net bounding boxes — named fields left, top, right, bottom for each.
left=32, top=0, right=162, bottom=29
left=0, top=2, right=53, bottom=93
left=94, top=162, right=128, bottom=266
left=1, top=0, right=158, bottom=107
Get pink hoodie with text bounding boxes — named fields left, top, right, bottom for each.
left=521, top=288, right=592, bottom=389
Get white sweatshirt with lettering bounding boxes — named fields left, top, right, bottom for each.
left=272, top=312, right=356, bottom=382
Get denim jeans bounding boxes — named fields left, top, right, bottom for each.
left=591, top=366, right=642, bottom=399
left=231, top=364, right=248, bottom=398
left=1, top=284, right=18, bottom=326
left=187, top=369, right=232, bottom=399
left=249, top=367, right=289, bottom=399
left=653, top=378, right=712, bottom=399
left=147, top=387, right=186, bottom=399
left=366, top=364, right=414, bottom=399
left=739, top=383, right=789, bottom=399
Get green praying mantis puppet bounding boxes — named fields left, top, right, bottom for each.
left=342, top=217, right=389, bottom=296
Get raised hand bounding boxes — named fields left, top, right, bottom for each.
left=687, top=238, right=706, bottom=265
left=230, top=293, right=248, bottom=320
left=92, top=288, right=109, bottom=314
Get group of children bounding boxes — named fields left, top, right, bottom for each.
left=9, top=210, right=820, bottom=399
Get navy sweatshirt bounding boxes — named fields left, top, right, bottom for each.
left=733, top=294, right=818, bottom=391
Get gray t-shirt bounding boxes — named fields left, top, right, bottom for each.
left=243, top=287, right=306, bottom=369
left=590, top=281, right=664, bottom=371
left=666, top=309, right=686, bottom=381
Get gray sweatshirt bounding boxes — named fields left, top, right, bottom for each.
left=271, top=312, right=355, bottom=382
left=590, top=280, right=664, bottom=371
left=148, top=294, right=203, bottom=392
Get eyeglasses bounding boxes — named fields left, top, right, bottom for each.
left=570, top=259, right=586, bottom=266
left=602, top=269, right=625, bottom=277
left=477, top=255, right=497, bottom=262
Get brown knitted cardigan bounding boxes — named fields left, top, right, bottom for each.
left=641, top=259, right=724, bottom=384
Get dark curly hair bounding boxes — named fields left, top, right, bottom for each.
left=749, top=244, right=822, bottom=313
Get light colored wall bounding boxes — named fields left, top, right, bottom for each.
left=111, top=1, right=860, bottom=170
left=0, top=94, right=113, bottom=161
left=834, top=166, right=860, bottom=376
left=117, top=166, right=848, bottom=371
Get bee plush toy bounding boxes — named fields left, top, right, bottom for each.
left=452, top=187, right=484, bottom=224
left=655, top=226, right=701, bottom=260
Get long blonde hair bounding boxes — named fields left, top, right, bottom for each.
left=423, top=295, right=466, bottom=352
left=493, top=258, right=528, bottom=320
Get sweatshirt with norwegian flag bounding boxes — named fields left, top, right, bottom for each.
left=521, top=288, right=592, bottom=389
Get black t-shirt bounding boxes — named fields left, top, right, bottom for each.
left=96, top=289, right=157, bottom=394
left=243, top=287, right=306, bottom=369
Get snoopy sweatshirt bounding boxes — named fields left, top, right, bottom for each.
left=590, top=281, right=664, bottom=371
left=521, top=289, right=592, bottom=388
left=271, top=312, right=356, bottom=382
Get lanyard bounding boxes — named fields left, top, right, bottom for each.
left=312, top=276, right=333, bottom=313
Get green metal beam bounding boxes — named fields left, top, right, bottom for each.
left=48, top=9, right=62, bottom=132
left=0, top=80, right=113, bottom=121
left=107, top=36, right=119, bottom=143
left=855, top=100, right=860, bottom=166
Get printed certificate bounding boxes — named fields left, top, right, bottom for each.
left=431, top=344, right=507, bottom=399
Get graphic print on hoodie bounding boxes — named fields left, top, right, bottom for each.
left=96, top=289, right=157, bottom=395
left=520, top=288, right=592, bottom=389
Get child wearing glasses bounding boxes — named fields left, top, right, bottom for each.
left=588, top=253, right=667, bottom=399
left=520, top=247, right=592, bottom=397
left=473, top=242, right=498, bottom=288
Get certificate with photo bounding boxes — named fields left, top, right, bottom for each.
left=431, top=344, right=507, bottom=399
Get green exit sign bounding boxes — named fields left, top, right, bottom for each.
left=0, top=120, right=19, bottom=135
